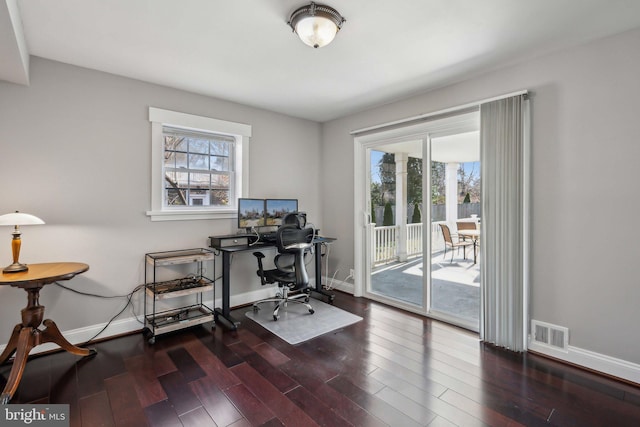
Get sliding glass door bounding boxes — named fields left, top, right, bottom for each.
left=354, top=111, right=481, bottom=330
left=428, top=134, right=481, bottom=330
left=367, top=144, right=426, bottom=311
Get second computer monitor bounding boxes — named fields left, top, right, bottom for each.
left=265, top=199, right=298, bottom=226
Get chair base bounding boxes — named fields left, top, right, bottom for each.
left=252, top=288, right=314, bottom=321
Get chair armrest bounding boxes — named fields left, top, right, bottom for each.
left=283, top=242, right=313, bottom=251
left=253, top=252, right=267, bottom=286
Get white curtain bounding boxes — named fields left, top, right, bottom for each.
left=480, top=94, right=529, bottom=351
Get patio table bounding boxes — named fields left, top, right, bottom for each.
left=458, top=229, right=480, bottom=264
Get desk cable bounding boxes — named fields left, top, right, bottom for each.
left=322, top=241, right=338, bottom=290
left=322, top=241, right=353, bottom=291
left=54, top=282, right=145, bottom=344
left=248, top=227, right=261, bottom=246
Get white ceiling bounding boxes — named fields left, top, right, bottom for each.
left=3, top=0, right=640, bottom=122
left=432, top=132, right=479, bottom=163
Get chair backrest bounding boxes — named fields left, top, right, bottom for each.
left=457, top=221, right=477, bottom=231
left=439, top=224, right=453, bottom=244
left=274, top=221, right=314, bottom=288
left=276, top=223, right=314, bottom=254
left=282, top=211, right=307, bottom=228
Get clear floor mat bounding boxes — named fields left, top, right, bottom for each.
left=245, top=299, right=362, bottom=345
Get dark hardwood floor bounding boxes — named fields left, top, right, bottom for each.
left=2, top=292, right=640, bottom=426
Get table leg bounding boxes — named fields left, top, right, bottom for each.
left=1, top=328, right=36, bottom=404
left=40, top=319, right=96, bottom=357
left=214, top=251, right=240, bottom=330
left=1, top=285, right=97, bottom=404
left=0, top=324, right=22, bottom=365
left=474, top=240, right=477, bottom=264
left=0, top=322, right=96, bottom=404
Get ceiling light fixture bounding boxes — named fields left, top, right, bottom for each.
left=288, top=2, right=345, bottom=48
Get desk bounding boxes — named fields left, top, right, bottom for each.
left=458, top=230, right=480, bottom=264
left=0, top=263, right=96, bottom=403
left=211, top=237, right=336, bottom=330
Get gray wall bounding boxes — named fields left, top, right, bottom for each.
left=321, top=28, right=640, bottom=363
left=0, top=57, right=321, bottom=344
left=2, top=27, right=639, bottom=372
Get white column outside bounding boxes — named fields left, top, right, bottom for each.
left=396, top=153, right=408, bottom=262
left=446, top=162, right=459, bottom=228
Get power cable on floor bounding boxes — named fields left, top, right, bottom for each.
left=54, top=282, right=145, bottom=344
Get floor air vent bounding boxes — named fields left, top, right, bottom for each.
left=531, top=320, right=569, bottom=352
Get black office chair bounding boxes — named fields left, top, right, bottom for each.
left=252, top=213, right=315, bottom=321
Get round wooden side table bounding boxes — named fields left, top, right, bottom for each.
left=0, top=262, right=97, bottom=404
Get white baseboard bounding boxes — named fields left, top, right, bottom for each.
left=529, top=340, right=640, bottom=385
left=327, top=282, right=640, bottom=385
left=0, top=316, right=145, bottom=356
left=6, top=287, right=637, bottom=387
left=229, top=286, right=279, bottom=308
left=323, top=278, right=354, bottom=294
left=0, top=285, right=281, bottom=356
left=311, top=283, right=640, bottom=385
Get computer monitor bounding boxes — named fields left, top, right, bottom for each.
left=238, top=198, right=266, bottom=229
left=265, top=199, right=298, bottom=226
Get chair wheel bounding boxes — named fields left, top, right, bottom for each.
left=273, top=315, right=279, bottom=321
left=309, top=309, right=315, bottom=314
left=148, top=337, right=156, bottom=345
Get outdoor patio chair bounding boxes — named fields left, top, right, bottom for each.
left=456, top=221, right=477, bottom=242
left=439, top=224, right=474, bottom=263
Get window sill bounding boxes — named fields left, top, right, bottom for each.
left=146, top=209, right=236, bottom=222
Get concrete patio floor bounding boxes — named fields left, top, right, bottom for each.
left=370, top=249, right=480, bottom=324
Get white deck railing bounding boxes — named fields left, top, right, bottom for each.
left=372, top=222, right=446, bottom=265
left=371, top=225, right=398, bottom=264
left=406, top=223, right=423, bottom=257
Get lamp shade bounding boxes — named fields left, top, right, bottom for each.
left=0, top=212, right=45, bottom=226
left=288, top=2, right=345, bottom=48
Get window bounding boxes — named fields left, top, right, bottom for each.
left=163, top=126, right=234, bottom=207
left=147, top=107, right=252, bottom=221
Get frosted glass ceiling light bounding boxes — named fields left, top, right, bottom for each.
left=288, top=2, right=345, bottom=48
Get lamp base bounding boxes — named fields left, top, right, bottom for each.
left=3, top=262, right=28, bottom=273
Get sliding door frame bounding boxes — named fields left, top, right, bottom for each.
left=353, top=112, right=480, bottom=321
left=353, top=90, right=529, bottom=339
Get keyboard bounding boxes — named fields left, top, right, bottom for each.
left=260, top=232, right=277, bottom=243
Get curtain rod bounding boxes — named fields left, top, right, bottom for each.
left=350, top=89, right=529, bottom=136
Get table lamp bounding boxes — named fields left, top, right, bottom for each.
left=0, top=211, right=45, bottom=273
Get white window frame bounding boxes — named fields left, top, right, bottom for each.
left=147, top=107, right=252, bottom=221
